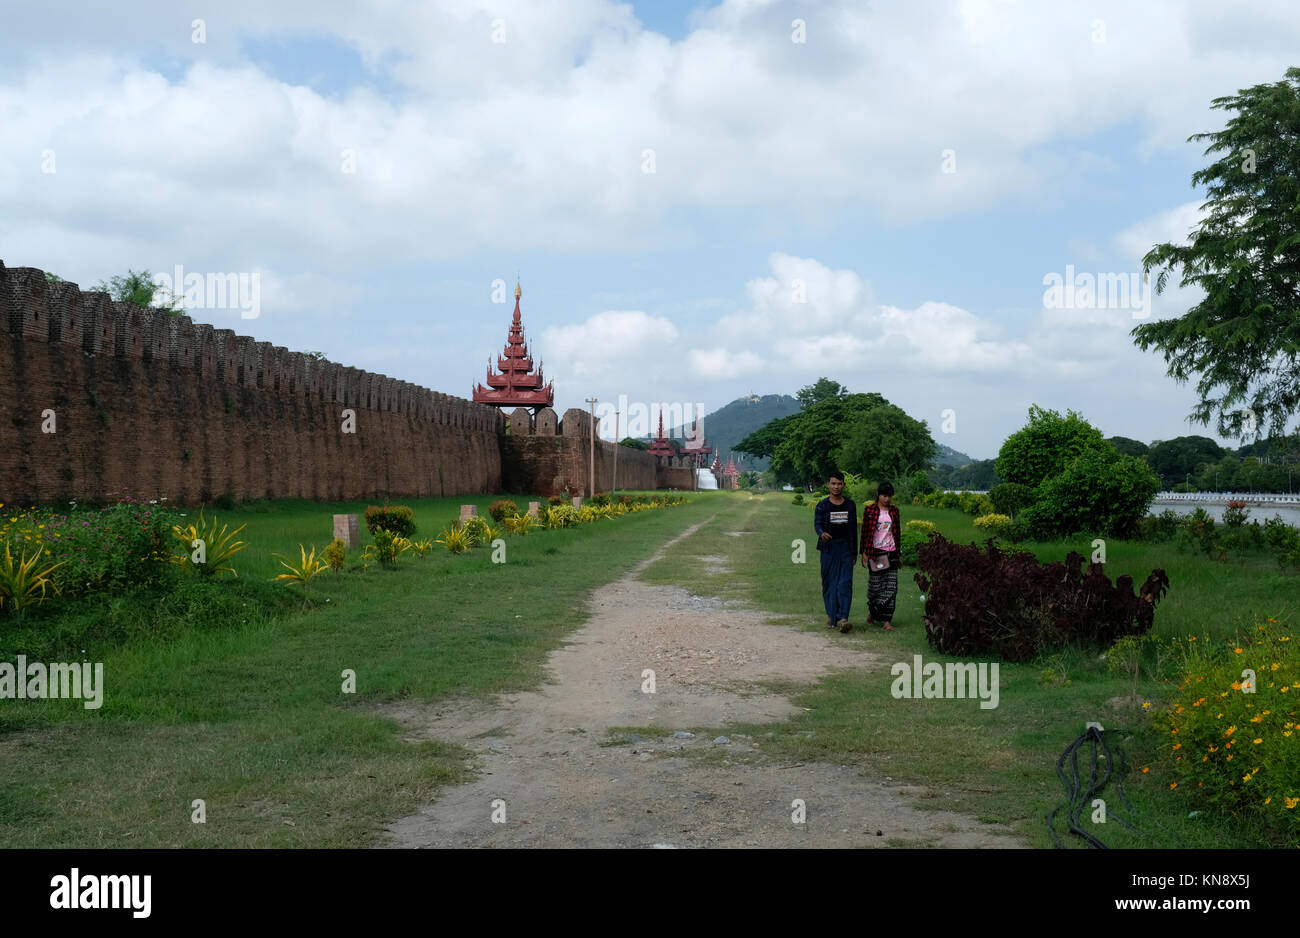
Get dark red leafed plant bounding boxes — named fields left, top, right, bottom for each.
left=913, top=535, right=1169, bottom=662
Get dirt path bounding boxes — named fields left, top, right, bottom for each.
left=379, top=515, right=1023, bottom=848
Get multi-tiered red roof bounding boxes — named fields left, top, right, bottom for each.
left=720, top=454, right=740, bottom=488
left=681, top=417, right=713, bottom=465
left=472, top=282, right=555, bottom=411
left=646, top=412, right=676, bottom=461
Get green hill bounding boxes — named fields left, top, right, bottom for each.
left=933, top=442, right=974, bottom=467
left=668, top=394, right=801, bottom=471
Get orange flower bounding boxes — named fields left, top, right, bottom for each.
left=1234, top=648, right=1244, bottom=654
left=1169, top=782, right=1178, bottom=790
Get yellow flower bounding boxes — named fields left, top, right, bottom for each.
left=1272, top=663, right=1280, bottom=671
left=1142, top=701, right=1151, bottom=709
left=1225, top=725, right=1236, bottom=736
left=1265, top=797, right=1272, bottom=805
left=1253, top=738, right=1263, bottom=744
left=1286, top=797, right=1300, bottom=810
left=1251, top=715, right=1263, bottom=723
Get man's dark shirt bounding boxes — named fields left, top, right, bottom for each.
left=814, top=496, right=858, bottom=554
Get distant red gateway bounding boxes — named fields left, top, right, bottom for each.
left=472, top=282, right=555, bottom=411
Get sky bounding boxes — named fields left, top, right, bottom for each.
left=3, top=0, right=1298, bottom=459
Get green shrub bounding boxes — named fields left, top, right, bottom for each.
left=1137, top=508, right=1186, bottom=543
left=546, top=504, right=579, bottom=528
left=461, top=515, right=495, bottom=546
left=1021, top=450, right=1160, bottom=539
left=1161, top=621, right=1300, bottom=838
left=436, top=526, right=472, bottom=554
left=323, top=538, right=347, bottom=572
left=364, top=504, right=416, bottom=538
left=363, top=528, right=411, bottom=567
left=1174, top=507, right=1220, bottom=557
left=488, top=499, right=520, bottom=522
left=1222, top=500, right=1250, bottom=528
left=898, top=525, right=935, bottom=566
left=908, top=470, right=935, bottom=496
left=791, top=493, right=805, bottom=506
left=592, top=492, right=610, bottom=507
left=1003, top=515, right=1033, bottom=543
left=973, top=513, right=1013, bottom=537
left=989, top=482, right=1036, bottom=518
left=19, top=499, right=179, bottom=597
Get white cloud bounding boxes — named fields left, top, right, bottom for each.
left=4, top=0, right=1300, bottom=269
left=690, top=347, right=765, bottom=378
left=541, top=310, right=679, bottom=379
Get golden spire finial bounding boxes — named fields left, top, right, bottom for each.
left=515, top=273, right=521, bottom=299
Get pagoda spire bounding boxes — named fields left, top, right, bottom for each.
left=472, top=279, right=555, bottom=412
left=646, top=409, right=675, bottom=461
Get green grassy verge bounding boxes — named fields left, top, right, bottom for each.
left=0, top=491, right=707, bottom=847
left=638, top=491, right=1298, bottom=848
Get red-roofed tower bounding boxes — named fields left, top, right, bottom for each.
left=472, top=281, right=555, bottom=411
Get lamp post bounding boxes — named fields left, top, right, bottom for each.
left=612, top=410, right=620, bottom=497
left=585, top=397, right=597, bottom=499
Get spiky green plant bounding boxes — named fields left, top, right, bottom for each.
left=0, top=540, right=65, bottom=615
left=171, top=511, right=248, bottom=576
left=272, top=544, right=326, bottom=587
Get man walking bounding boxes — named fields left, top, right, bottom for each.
left=861, top=481, right=902, bottom=631
left=814, top=471, right=857, bottom=633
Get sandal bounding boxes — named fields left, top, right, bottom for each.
left=882, top=622, right=896, bottom=632
left=838, top=618, right=852, bottom=633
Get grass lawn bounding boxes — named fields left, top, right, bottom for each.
left=638, top=491, right=1299, bottom=849
left=0, top=491, right=708, bottom=847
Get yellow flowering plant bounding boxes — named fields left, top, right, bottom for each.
left=1162, top=621, right=1300, bottom=834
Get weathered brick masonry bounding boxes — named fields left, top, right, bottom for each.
left=501, top=407, right=661, bottom=495
left=0, top=262, right=503, bottom=504
left=0, top=261, right=690, bottom=505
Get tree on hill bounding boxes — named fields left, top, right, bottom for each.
left=995, top=405, right=1108, bottom=488
left=619, top=437, right=648, bottom=450
left=1132, top=66, right=1300, bottom=440
left=796, top=377, right=848, bottom=409
left=737, top=378, right=932, bottom=489
left=1106, top=436, right=1149, bottom=458
left=1145, top=435, right=1225, bottom=487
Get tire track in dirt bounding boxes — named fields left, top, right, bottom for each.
left=378, top=510, right=1023, bottom=848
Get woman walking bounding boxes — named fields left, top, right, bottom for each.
left=860, top=481, right=902, bottom=631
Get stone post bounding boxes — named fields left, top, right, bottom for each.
left=527, top=501, right=540, bottom=518
left=333, top=514, right=360, bottom=548
left=460, top=504, right=479, bottom=522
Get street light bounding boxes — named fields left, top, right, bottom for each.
left=612, top=409, right=620, bottom=498
left=585, top=397, right=598, bottom=500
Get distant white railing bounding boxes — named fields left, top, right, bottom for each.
left=1152, top=491, right=1300, bottom=505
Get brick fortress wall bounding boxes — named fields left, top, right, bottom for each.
left=0, top=262, right=504, bottom=504
left=501, top=407, right=662, bottom=496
